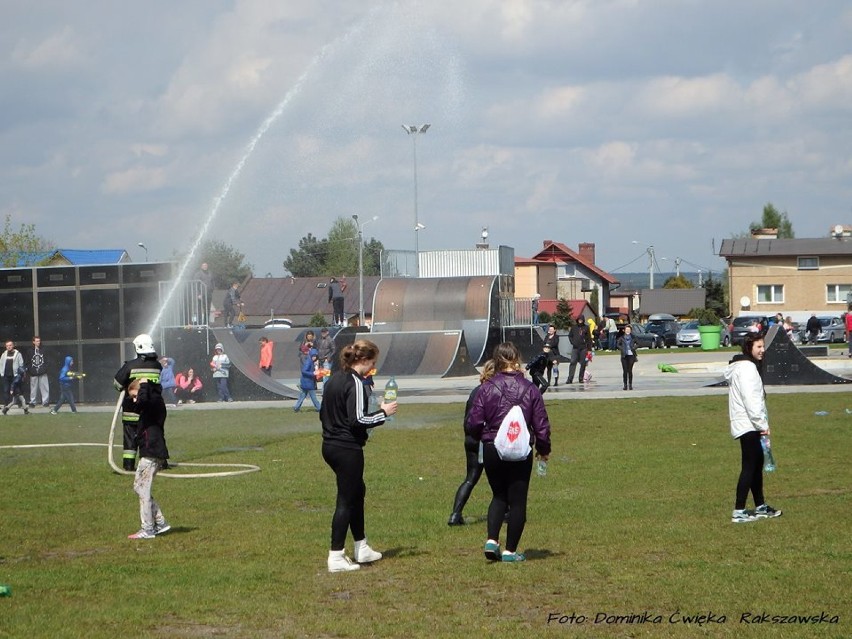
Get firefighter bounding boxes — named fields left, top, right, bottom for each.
left=113, top=334, right=162, bottom=471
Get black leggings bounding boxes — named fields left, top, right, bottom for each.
left=621, top=355, right=636, bottom=387
left=735, top=431, right=765, bottom=510
left=450, top=442, right=484, bottom=516
left=482, top=442, right=533, bottom=552
left=322, top=442, right=366, bottom=550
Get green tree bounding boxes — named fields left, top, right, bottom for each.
left=363, top=238, right=383, bottom=276
left=283, top=217, right=385, bottom=277
left=663, top=274, right=694, bottom=289
left=703, top=274, right=727, bottom=319
left=283, top=233, right=329, bottom=277
left=308, top=312, right=328, bottom=327
left=191, top=240, right=253, bottom=289
left=324, top=217, right=359, bottom=277
left=749, top=202, right=794, bottom=238
left=0, top=215, right=54, bottom=267
left=550, top=298, right=574, bottom=330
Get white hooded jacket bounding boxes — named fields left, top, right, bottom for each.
left=723, top=356, right=768, bottom=439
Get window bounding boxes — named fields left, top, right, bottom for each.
left=797, top=256, right=819, bottom=270
left=826, top=284, right=852, bottom=303
left=756, top=284, right=784, bottom=303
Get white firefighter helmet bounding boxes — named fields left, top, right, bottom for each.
left=133, top=333, right=155, bottom=355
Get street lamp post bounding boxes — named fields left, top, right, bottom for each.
left=352, top=214, right=378, bottom=327
left=137, top=242, right=148, bottom=262
left=401, top=124, right=430, bottom=275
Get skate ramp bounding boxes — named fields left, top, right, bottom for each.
left=708, top=325, right=852, bottom=387
left=334, top=330, right=478, bottom=377
left=762, top=325, right=852, bottom=385
left=161, top=327, right=298, bottom=401
left=371, top=276, right=499, bottom=365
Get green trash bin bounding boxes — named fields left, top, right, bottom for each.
left=698, top=324, right=722, bottom=350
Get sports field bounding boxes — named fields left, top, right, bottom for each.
left=1, top=394, right=849, bottom=638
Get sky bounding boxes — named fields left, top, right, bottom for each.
left=2, top=1, right=851, bottom=281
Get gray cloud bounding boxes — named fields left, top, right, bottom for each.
left=1, top=0, right=850, bottom=276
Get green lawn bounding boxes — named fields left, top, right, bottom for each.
left=1, top=394, right=849, bottom=638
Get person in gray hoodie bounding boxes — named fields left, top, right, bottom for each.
left=723, top=332, right=782, bottom=524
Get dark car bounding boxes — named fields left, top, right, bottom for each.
left=626, top=323, right=664, bottom=349
left=645, top=314, right=680, bottom=348
left=730, top=316, right=770, bottom=345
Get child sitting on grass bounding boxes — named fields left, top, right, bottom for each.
left=127, top=378, right=171, bottom=539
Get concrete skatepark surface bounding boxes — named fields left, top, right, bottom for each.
left=57, top=347, right=852, bottom=413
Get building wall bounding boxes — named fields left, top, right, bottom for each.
left=514, top=264, right=538, bottom=298
left=728, top=255, right=852, bottom=316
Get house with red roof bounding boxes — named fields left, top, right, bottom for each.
left=515, top=240, right=620, bottom=319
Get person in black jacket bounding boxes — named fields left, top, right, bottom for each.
left=126, top=379, right=171, bottom=540
left=525, top=346, right=551, bottom=394
left=320, top=339, right=397, bottom=572
left=27, top=335, right=50, bottom=408
left=447, top=363, right=493, bottom=526
left=805, top=313, right=821, bottom=344
left=542, top=324, right=560, bottom=385
left=566, top=316, right=592, bottom=384
left=113, top=334, right=162, bottom=471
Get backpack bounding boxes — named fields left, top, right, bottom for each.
left=493, top=404, right=532, bottom=461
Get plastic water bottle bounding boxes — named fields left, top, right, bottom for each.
left=383, top=376, right=398, bottom=421
left=760, top=435, right=776, bottom=472
left=536, top=459, right=548, bottom=477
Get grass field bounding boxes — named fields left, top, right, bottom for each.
left=1, top=393, right=850, bottom=638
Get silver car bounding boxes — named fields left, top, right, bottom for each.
left=676, top=320, right=731, bottom=347
left=800, top=316, right=844, bottom=343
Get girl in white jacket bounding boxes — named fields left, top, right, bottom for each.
left=723, top=333, right=783, bottom=523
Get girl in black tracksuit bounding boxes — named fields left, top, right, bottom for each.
left=320, top=339, right=398, bottom=572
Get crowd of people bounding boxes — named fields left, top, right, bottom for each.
left=7, top=302, right=830, bottom=564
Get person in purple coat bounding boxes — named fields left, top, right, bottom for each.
left=466, top=342, right=552, bottom=563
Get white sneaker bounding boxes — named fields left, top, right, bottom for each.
left=353, top=539, right=383, bottom=563
left=328, top=550, right=360, bottom=573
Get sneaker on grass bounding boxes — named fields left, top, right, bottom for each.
left=483, top=539, right=501, bottom=561
left=501, top=551, right=526, bottom=562
left=155, top=522, right=172, bottom=535
left=327, top=550, right=360, bottom=573
left=128, top=529, right=156, bottom=540
left=353, top=539, right=382, bottom=563
left=731, top=509, right=757, bottom=524
left=754, top=503, right=782, bottom=519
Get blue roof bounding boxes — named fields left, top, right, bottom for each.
left=56, top=249, right=128, bottom=265
left=2, top=249, right=129, bottom=267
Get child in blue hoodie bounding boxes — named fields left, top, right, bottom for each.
left=51, top=355, right=78, bottom=414
left=294, top=348, right=322, bottom=412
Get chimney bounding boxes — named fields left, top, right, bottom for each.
left=578, top=242, right=596, bottom=264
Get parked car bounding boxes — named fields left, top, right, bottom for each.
left=263, top=318, right=293, bottom=329
left=799, top=316, right=845, bottom=343
left=676, top=321, right=731, bottom=347
left=645, top=313, right=680, bottom=348
left=627, top=323, right=665, bottom=349
left=730, top=316, right=770, bottom=345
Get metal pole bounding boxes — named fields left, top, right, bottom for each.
left=358, top=226, right=364, bottom=327
left=402, top=125, right=429, bottom=278
left=412, top=134, right=419, bottom=259
left=353, top=214, right=365, bottom=327
left=648, top=245, right=655, bottom=289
